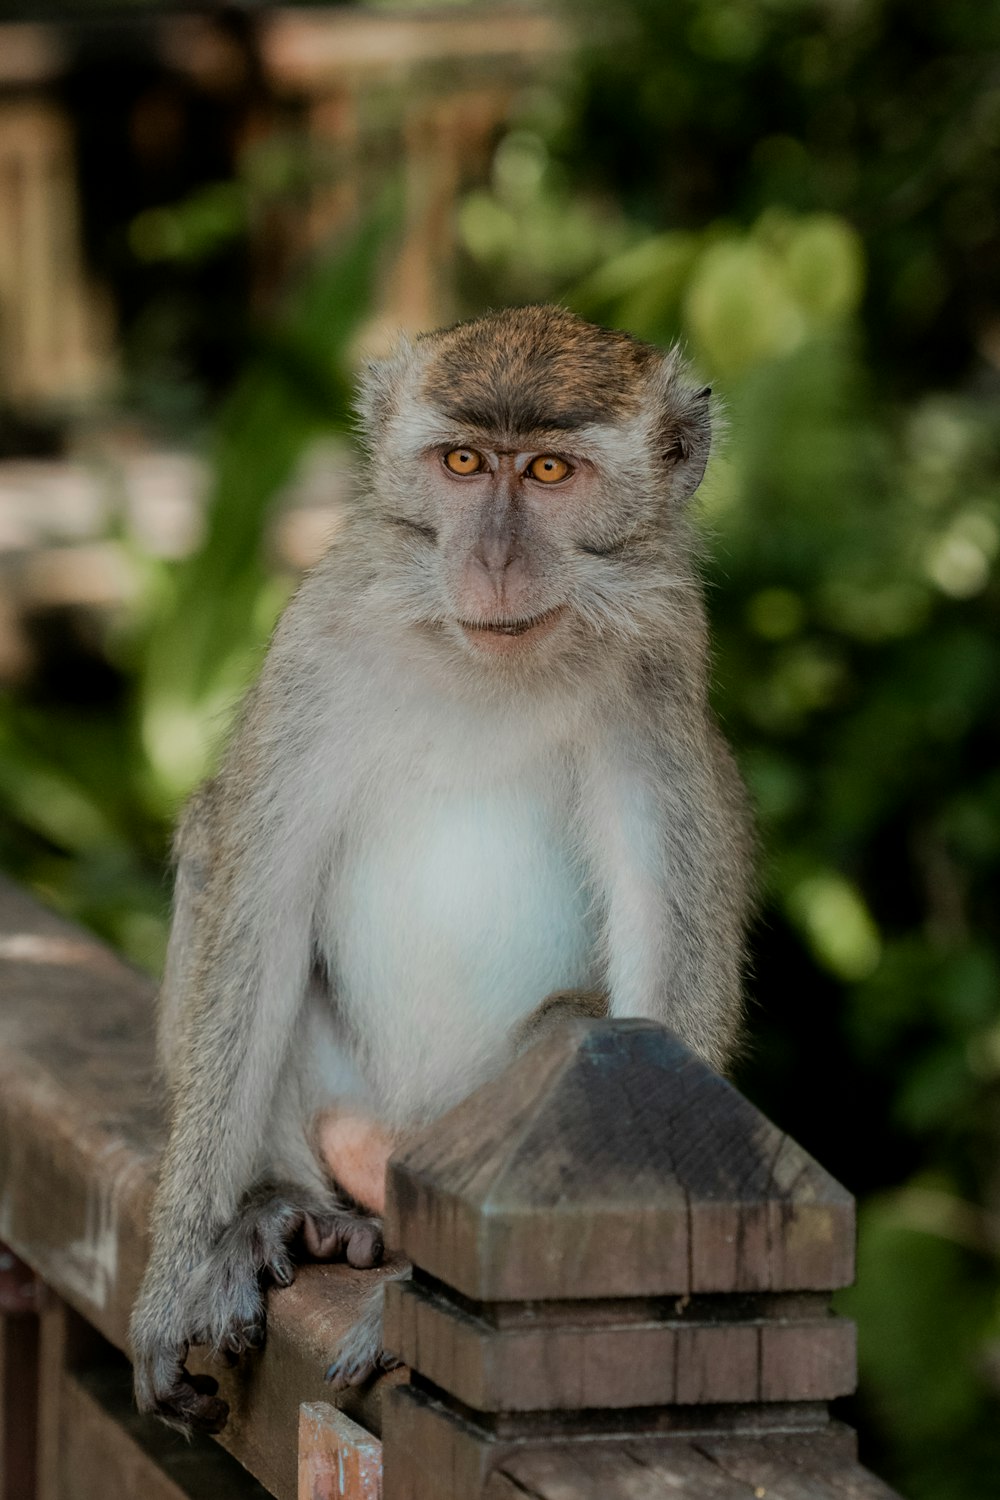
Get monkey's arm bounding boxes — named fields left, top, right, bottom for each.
left=131, top=778, right=320, bottom=1427
left=130, top=644, right=376, bottom=1430
left=586, top=717, right=754, bottom=1074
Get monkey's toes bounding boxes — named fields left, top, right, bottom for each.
left=325, top=1344, right=399, bottom=1391
left=219, top=1314, right=265, bottom=1356
left=325, top=1352, right=371, bottom=1390
left=302, top=1211, right=383, bottom=1268
left=155, top=1372, right=230, bottom=1435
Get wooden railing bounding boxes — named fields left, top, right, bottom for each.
left=0, top=877, right=903, bottom=1499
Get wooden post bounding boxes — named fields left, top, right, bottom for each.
left=298, top=1404, right=381, bottom=1500
left=0, top=1245, right=39, bottom=1500
left=380, top=1019, right=879, bottom=1500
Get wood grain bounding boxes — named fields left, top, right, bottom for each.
left=384, top=1278, right=856, bottom=1411
left=298, top=1403, right=382, bottom=1500
left=386, top=1021, right=855, bottom=1303
left=488, top=1435, right=903, bottom=1499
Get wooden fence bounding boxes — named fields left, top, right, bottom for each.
left=0, top=877, right=903, bottom=1498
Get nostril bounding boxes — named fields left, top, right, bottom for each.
left=473, top=536, right=519, bottom=576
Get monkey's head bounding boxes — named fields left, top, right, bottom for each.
left=356, top=305, right=711, bottom=675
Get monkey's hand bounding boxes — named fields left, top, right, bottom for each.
left=131, top=1265, right=232, bottom=1434
left=131, top=1191, right=383, bottom=1431
left=314, top=1108, right=399, bottom=1216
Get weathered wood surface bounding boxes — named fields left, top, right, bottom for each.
left=299, top=1402, right=382, bottom=1500
left=485, top=1434, right=902, bottom=1498
left=385, top=1279, right=856, bottom=1411
left=0, top=877, right=400, bottom=1500
left=381, top=1021, right=902, bottom=1500
left=385, top=1020, right=855, bottom=1303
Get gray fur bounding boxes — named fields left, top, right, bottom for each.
left=130, top=307, right=754, bottom=1430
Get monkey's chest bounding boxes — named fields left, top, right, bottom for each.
left=320, top=780, right=597, bottom=1120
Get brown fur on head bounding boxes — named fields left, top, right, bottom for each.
left=354, top=306, right=712, bottom=675
left=420, top=305, right=659, bottom=434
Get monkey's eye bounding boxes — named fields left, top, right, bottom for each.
left=526, top=455, right=571, bottom=484
left=444, top=448, right=484, bottom=476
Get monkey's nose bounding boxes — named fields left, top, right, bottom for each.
left=472, top=533, right=520, bottom=579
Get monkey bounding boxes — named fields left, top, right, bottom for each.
left=129, top=304, right=754, bottom=1433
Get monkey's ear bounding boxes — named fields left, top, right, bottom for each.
left=651, top=355, right=713, bottom=504
left=354, top=336, right=418, bottom=441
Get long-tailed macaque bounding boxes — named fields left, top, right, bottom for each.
left=130, top=305, right=754, bottom=1431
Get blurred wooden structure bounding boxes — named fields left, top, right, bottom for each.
left=0, top=876, right=905, bottom=1498
left=0, top=35, right=115, bottom=409
left=0, top=5, right=563, bottom=419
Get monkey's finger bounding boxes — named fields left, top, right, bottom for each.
left=243, top=1320, right=266, bottom=1351
left=302, top=1216, right=336, bottom=1258
left=345, top=1220, right=383, bottom=1269
left=155, top=1375, right=229, bottom=1434
left=302, top=1210, right=382, bottom=1267
left=220, top=1319, right=264, bottom=1356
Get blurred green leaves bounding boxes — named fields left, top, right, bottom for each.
left=136, top=211, right=386, bottom=803
left=0, top=209, right=389, bottom=963
left=451, top=7, right=1000, bottom=1488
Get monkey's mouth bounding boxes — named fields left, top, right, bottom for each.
left=459, top=605, right=567, bottom=653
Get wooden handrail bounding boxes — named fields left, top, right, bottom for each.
left=0, top=878, right=904, bottom=1498
left=0, top=877, right=400, bottom=1500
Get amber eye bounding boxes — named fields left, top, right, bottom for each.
left=444, top=448, right=484, bottom=475
left=527, top=455, right=570, bottom=484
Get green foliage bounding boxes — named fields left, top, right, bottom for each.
left=135, top=210, right=386, bottom=805
left=0, top=213, right=388, bottom=968
left=452, top=4, right=1000, bottom=1490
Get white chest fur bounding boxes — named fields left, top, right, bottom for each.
left=319, top=728, right=597, bottom=1123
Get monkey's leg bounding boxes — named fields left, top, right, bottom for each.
left=132, top=896, right=383, bottom=1431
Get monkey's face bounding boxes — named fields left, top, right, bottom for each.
left=358, top=307, right=712, bottom=673
left=416, top=437, right=603, bottom=660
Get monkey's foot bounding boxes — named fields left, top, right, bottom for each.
left=193, top=1187, right=383, bottom=1362
left=133, top=1191, right=384, bottom=1432
left=205, top=1182, right=386, bottom=1314
left=325, top=1272, right=406, bottom=1390
left=301, top=1205, right=384, bottom=1268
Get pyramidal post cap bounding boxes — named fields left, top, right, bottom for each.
left=385, top=1020, right=854, bottom=1303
